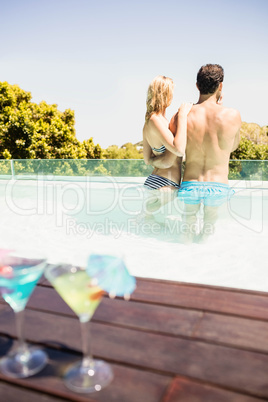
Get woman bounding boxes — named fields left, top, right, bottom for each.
left=142, top=75, right=192, bottom=214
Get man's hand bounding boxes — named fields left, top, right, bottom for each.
left=217, top=92, right=224, bottom=105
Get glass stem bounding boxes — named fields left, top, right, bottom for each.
left=15, top=309, right=27, bottom=354
left=80, top=319, right=94, bottom=369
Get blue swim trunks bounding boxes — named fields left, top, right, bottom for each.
left=178, top=181, right=235, bottom=207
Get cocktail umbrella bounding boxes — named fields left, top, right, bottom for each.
left=86, top=254, right=136, bottom=299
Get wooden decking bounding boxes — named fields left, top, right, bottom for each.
left=1, top=274, right=268, bottom=401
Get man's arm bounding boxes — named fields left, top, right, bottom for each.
left=231, top=129, right=240, bottom=152
left=231, top=111, right=242, bottom=152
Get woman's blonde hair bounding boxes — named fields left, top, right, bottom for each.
left=145, top=75, right=174, bottom=122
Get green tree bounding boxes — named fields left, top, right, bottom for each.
left=104, top=143, right=143, bottom=159
left=231, top=136, right=257, bottom=160
left=82, top=138, right=103, bottom=159
left=231, top=136, right=268, bottom=160
left=0, top=82, right=35, bottom=159
left=0, top=81, right=99, bottom=160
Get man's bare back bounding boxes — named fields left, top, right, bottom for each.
left=170, top=98, right=241, bottom=184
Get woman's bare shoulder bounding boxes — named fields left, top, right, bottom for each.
left=147, top=113, right=158, bottom=126
left=149, top=113, right=158, bottom=121
left=148, top=113, right=168, bottom=130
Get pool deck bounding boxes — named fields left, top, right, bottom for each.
left=1, top=274, right=268, bottom=401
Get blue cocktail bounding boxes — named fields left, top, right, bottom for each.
left=0, top=250, right=48, bottom=378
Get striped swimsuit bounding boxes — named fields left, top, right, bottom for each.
left=144, top=145, right=180, bottom=190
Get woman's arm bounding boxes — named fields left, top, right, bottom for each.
left=149, top=150, right=178, bottom=169
left=169, top=103, right=193, bottom=156
left=144, top=125, right=177, bottom=169
left=149, top=115, right=183, bottom=156
left=149, top=103, right=192, bottom=156
left=143, top=128, right=154, bottom=165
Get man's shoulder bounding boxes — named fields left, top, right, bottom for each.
left=169, top=112, right=178, bottom=134
left=170, top=111, right=178, bottom=122
left=220, top=106, right=241, bottom=122
left=217, top=107, right=242, bottom=134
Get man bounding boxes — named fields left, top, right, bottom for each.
left=151, top=64, right=241, bottom=242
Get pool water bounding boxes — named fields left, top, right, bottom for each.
left=0, top=178, right=267, bottom=292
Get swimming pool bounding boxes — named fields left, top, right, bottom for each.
left=0, top=159, right=268, bottom=293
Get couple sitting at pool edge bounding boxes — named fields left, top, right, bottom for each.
left=142, top=64, right=241, bottom=242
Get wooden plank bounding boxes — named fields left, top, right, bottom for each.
left=17, top=292, right=268, bottom=356
left=37, top=276, right=268, bottom=321
left=38, top=274, right=49, bottom=286
left=162, top=376, right=264, bottom=402
left=0, top=381, right=66, bottom=402
left=26, top=286, right=268, bottom=353
left=38, top=278, right=51, bottom=287
left=38, top=265, right=60, bottom=286
left=137, top=277, right=268, bottom=295
left=132, top=278, right=268, bottom=320
left=28, top=285, right=74, bottom=316
left=94, top=298, right=202, bottom=337
left=38, top=273, right=268, bottom=320
left=0, top=342, right=171, bottom=402
left=194, top=312, right=268, bottom=353
left=27, top=286, right=203, bottom=337
left=1, top=308, right=268, bottom=398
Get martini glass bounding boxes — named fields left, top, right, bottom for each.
left=45, top=264, right=113, bottom=393
left=0, top=250, right=48, bottom=378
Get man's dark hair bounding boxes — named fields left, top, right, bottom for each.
left=196, top=64, right=224, bottom=94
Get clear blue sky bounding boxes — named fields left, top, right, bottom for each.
left=1, top=0, right=267, bottom=147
